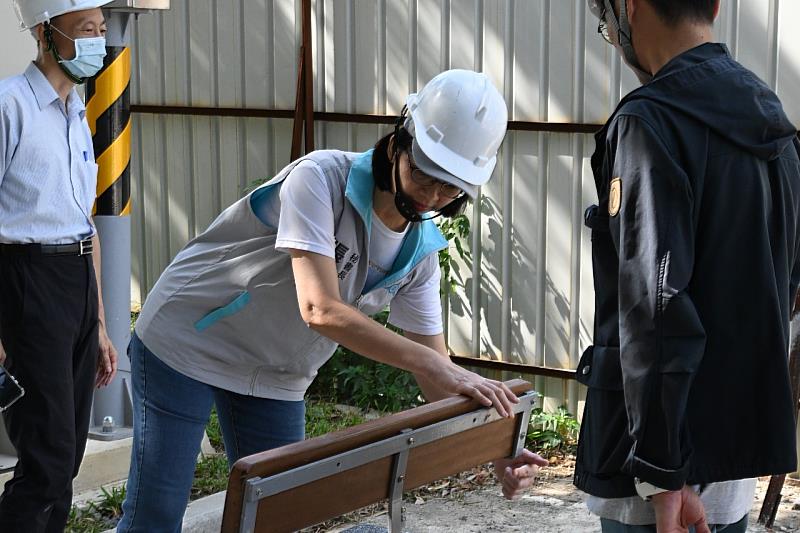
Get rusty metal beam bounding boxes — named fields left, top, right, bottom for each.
left=130, top=105, right=800, bottom=141
left=131, top=105, right=294, bottom=119
left=290, top=0, right=314, bottom=159
left=129, top=104, right=605, bottom=134
left=290, top=51, right=306, bottom=160
left=301, top=0, right=314, bottom=153
left=508, top=120, right=598, bottom=133
left=450, top=355, right=576, bottom=381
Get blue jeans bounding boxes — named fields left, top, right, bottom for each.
left=117, top=333, right=305, bottom=533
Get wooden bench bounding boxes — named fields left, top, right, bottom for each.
left=221, top=379, right=536, bottom=532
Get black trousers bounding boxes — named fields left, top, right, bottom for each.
left=0, top=248, right=98, bottom=533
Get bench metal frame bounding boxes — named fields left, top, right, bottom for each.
left=239, top=390, right=536, bottom=532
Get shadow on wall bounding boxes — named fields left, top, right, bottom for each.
left=447, top=178, right=591, bottom=370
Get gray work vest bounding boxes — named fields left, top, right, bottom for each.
left=135, top=149, right=447, bottom=400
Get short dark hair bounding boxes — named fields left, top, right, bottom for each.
left=644, top=0, right=716, bottom=25
left=372, top=129, right=469, bottom=218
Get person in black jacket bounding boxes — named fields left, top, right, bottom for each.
left=580, top=1, right=800, bottom=532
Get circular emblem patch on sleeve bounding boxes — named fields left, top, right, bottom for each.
left=608, top=177, right=622, bottom=217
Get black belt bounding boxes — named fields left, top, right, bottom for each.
left=0, top=238, right=93, bottom=256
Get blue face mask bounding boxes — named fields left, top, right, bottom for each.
left=50, top=25, right=107, bottom=80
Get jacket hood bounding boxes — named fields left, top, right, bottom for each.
left=623, top=43, right=797, bottom=161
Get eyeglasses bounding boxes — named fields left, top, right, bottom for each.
left=597, top=7, right=612, bottom=44
left=406, top=152, right=465, bottom=200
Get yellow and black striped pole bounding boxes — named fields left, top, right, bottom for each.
left=84, top=40, right=134, bottom=440
left=86, top=46, right=131, bottom=216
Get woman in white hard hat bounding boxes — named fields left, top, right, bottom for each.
left=118, top=69, right=546, bottom=531
left=0, top=0, right=117, bottom=530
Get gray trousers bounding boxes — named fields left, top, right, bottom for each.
left=600, top=514, right=748, bottom=533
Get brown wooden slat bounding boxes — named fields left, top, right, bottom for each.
left=403, top=417, right=516, bottom=490
left=221, top=379, right=532, bottom=532
left=250, top=418, right=517, bottom=532
left=252, top=458, right=394, bottom=532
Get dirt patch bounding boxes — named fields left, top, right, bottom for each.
left=321, top=459, right=800, bottom=532
left=750, top=476, right=800, bottom=533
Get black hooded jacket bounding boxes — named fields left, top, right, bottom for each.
left=574, top=43, right=800, bottom=498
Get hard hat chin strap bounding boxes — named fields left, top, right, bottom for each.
left=43, top=22, right=86, bottom=84
left=392, top=149, right=441, bottom=223
left=391, top=107, right=442, bottom=223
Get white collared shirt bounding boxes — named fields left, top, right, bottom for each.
left=0, top=62, right=96, bottom=244
left=585, top=478, right=757, bottom=526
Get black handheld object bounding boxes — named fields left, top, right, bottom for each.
left=0, top=366, right=24, bottom=412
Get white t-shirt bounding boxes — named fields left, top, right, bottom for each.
left=586, top=478, right=757, bottom=526
left=365, top=211, right=407, bottom=290
left=385, top=252, right=443, bottom=336
left=257, top=160, right=443, bottom=335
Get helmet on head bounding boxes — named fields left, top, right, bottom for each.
left=404, top=69, right=508, bottom=199
left=13, top=0, right=112, bottom=30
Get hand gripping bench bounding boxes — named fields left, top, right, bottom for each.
left=221, top=379, right=536, bottom=532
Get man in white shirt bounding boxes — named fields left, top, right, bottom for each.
left=0, top=1, right=117, bottom=530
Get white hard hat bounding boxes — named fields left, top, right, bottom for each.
left=13, top=0, right=113, bottom=30
left=405, top=69, right=508, bottom=198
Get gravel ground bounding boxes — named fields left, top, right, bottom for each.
left=321, top=459, right=800, bottom=533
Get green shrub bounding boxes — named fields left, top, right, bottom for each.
left=306, top=402, right=366, bottom=438
left=336, top=357, right=423, bottom=412
left=206, top=408, right=224, bottom=452
left=191, top=455, right=230, bottom=499
left=437, top=213, right=471, bottom=295
left=308, top=311, right=423, bottom=412
left=66, top=485, right=126, bottom=532
left=526, top=406, right=580, bottom=454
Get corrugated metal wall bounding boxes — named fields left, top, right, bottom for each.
left=128, top=0, right=800, bottom=412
